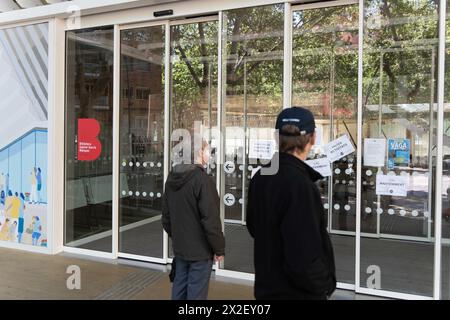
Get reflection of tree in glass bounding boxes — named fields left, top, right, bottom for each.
left=171, top=21, right=218, bottom=132
left=293, top=5, right=359, bottom=119
left=224, top=5, right=284, bottom=117
left=364, top=0, right=440, bottom=106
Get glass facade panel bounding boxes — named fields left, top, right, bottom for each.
left=292, top=4, right=359, bottom=285
left=56, top=1, right=450, bottom=299
left=168, top=20, right=219, bottom=258
left=119, top=25, right=165, bottom=258
left=221, top=4, right=284, bottom=273
left=65, top=27, right=114, bottom=252
left=360, top=0, right=438, bottom=296
left=441, top=0, right=450, bottom=300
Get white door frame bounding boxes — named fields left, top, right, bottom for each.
left=433, top=0, right=447, bottom=301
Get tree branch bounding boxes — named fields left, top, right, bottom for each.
left=198, top=23, right=209, bottom=87
left=175, top=44, right=204, bottom=88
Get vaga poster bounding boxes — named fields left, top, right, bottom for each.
left=387, top=138, right=410, bottom=169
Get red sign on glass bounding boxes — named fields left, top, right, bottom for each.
left=77, top=118, right=102, bottom=161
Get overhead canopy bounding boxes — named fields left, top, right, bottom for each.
left=0, top=0, right=72, bottom=13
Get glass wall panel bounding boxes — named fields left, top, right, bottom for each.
left=222, top=4, right=284, bottom=273
left=168, top=20, right=218, bottom=258
left=361, top=0, right=438, bottom=296
left=441, top=0, right=450, bottom=300
left=118, top=26, right=165, bottom=258
left=292, top=4, right=359, bottom=285
left=65, top=27, right=114, bottom=252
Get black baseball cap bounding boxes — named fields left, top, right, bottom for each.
left=275, top=106, right=316, bottom=136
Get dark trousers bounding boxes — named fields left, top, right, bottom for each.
left=171, top=257, right=213, bottom=300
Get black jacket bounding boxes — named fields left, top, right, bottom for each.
left=246, top=152, right=336, bottom=299
left=162, top=164, right=225, bottom=261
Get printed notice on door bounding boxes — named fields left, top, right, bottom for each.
left=376, top=174, right=408, bottom=197
left=364, top=138, right=386, bottom=167
left=249, top=139, right=275, bottom=160
left=305, top=157, right=332, bottom=177
left=324, top=134, right=355, bottom=163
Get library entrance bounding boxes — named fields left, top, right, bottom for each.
left=64, top=0, right=443, bottom=300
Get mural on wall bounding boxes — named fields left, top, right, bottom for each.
left=0, top=131, right=48, bottom=247
left=0, top=23, right=49, bottom=247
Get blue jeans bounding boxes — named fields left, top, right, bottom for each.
left=171, top=257, right=213, bottom=300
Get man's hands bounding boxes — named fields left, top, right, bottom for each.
left=214, top=255, right=224, bottom=262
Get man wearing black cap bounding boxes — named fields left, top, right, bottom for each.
left=246, top=106, right=336, bottom=300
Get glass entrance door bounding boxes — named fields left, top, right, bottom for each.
left=117, top=18, right=218, bottom=262
left=220, top=4, right=285, bottom=274
left=118, top=24, right=166, bottom=260
left=168, top=18, right=219, bottom=258
left=291, top=3, right=359, bottom=285
left=358, top=0, right=438, bottom=297
left=291, top=0, right=438, bottom=297
left=63, top=0, right=443, bottom=300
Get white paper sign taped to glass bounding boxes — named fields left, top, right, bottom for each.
left=364, top=138, right=386, bottom=167
left=314, top=126, right=323, bottom=146
left=376, top=174, right=408, bottom=197
left=324, top=135, right=355, bottom=163
left=249, top=140, right=275, bottom=160
left=305, top=157, right=332, bottom=177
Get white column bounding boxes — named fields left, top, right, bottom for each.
left=112, top=24, right=120, bottom=259
left=217, top=10, right=224, bottom=222
left=47, top=18, right=65, bottom=254
left=283, top=2, right=292, bottom=109
left=163, top=21, right=171, bottom=262
left=433, top=0, right=447, bottom=301
left=355, top=0, right=364, bottom=291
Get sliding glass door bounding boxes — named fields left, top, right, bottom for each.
left=65, top=27, right=114, bottom=253
left=118, top=25, right=166, bottom=260
left=168, top=18, right=219, bottom=258
left=292, top=3, right=359, bottom=285
left=359, top=0, right=438, bottom=297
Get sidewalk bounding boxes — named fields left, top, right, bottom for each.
left=0, top=248, right=384, bottom=300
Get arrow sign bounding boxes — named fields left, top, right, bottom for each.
left=223, top=193, right=235, bottom=206
left=224, top=161, right=236, bottom=174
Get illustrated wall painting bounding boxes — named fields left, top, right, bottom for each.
left=0, top=23, right=49, bottom=248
